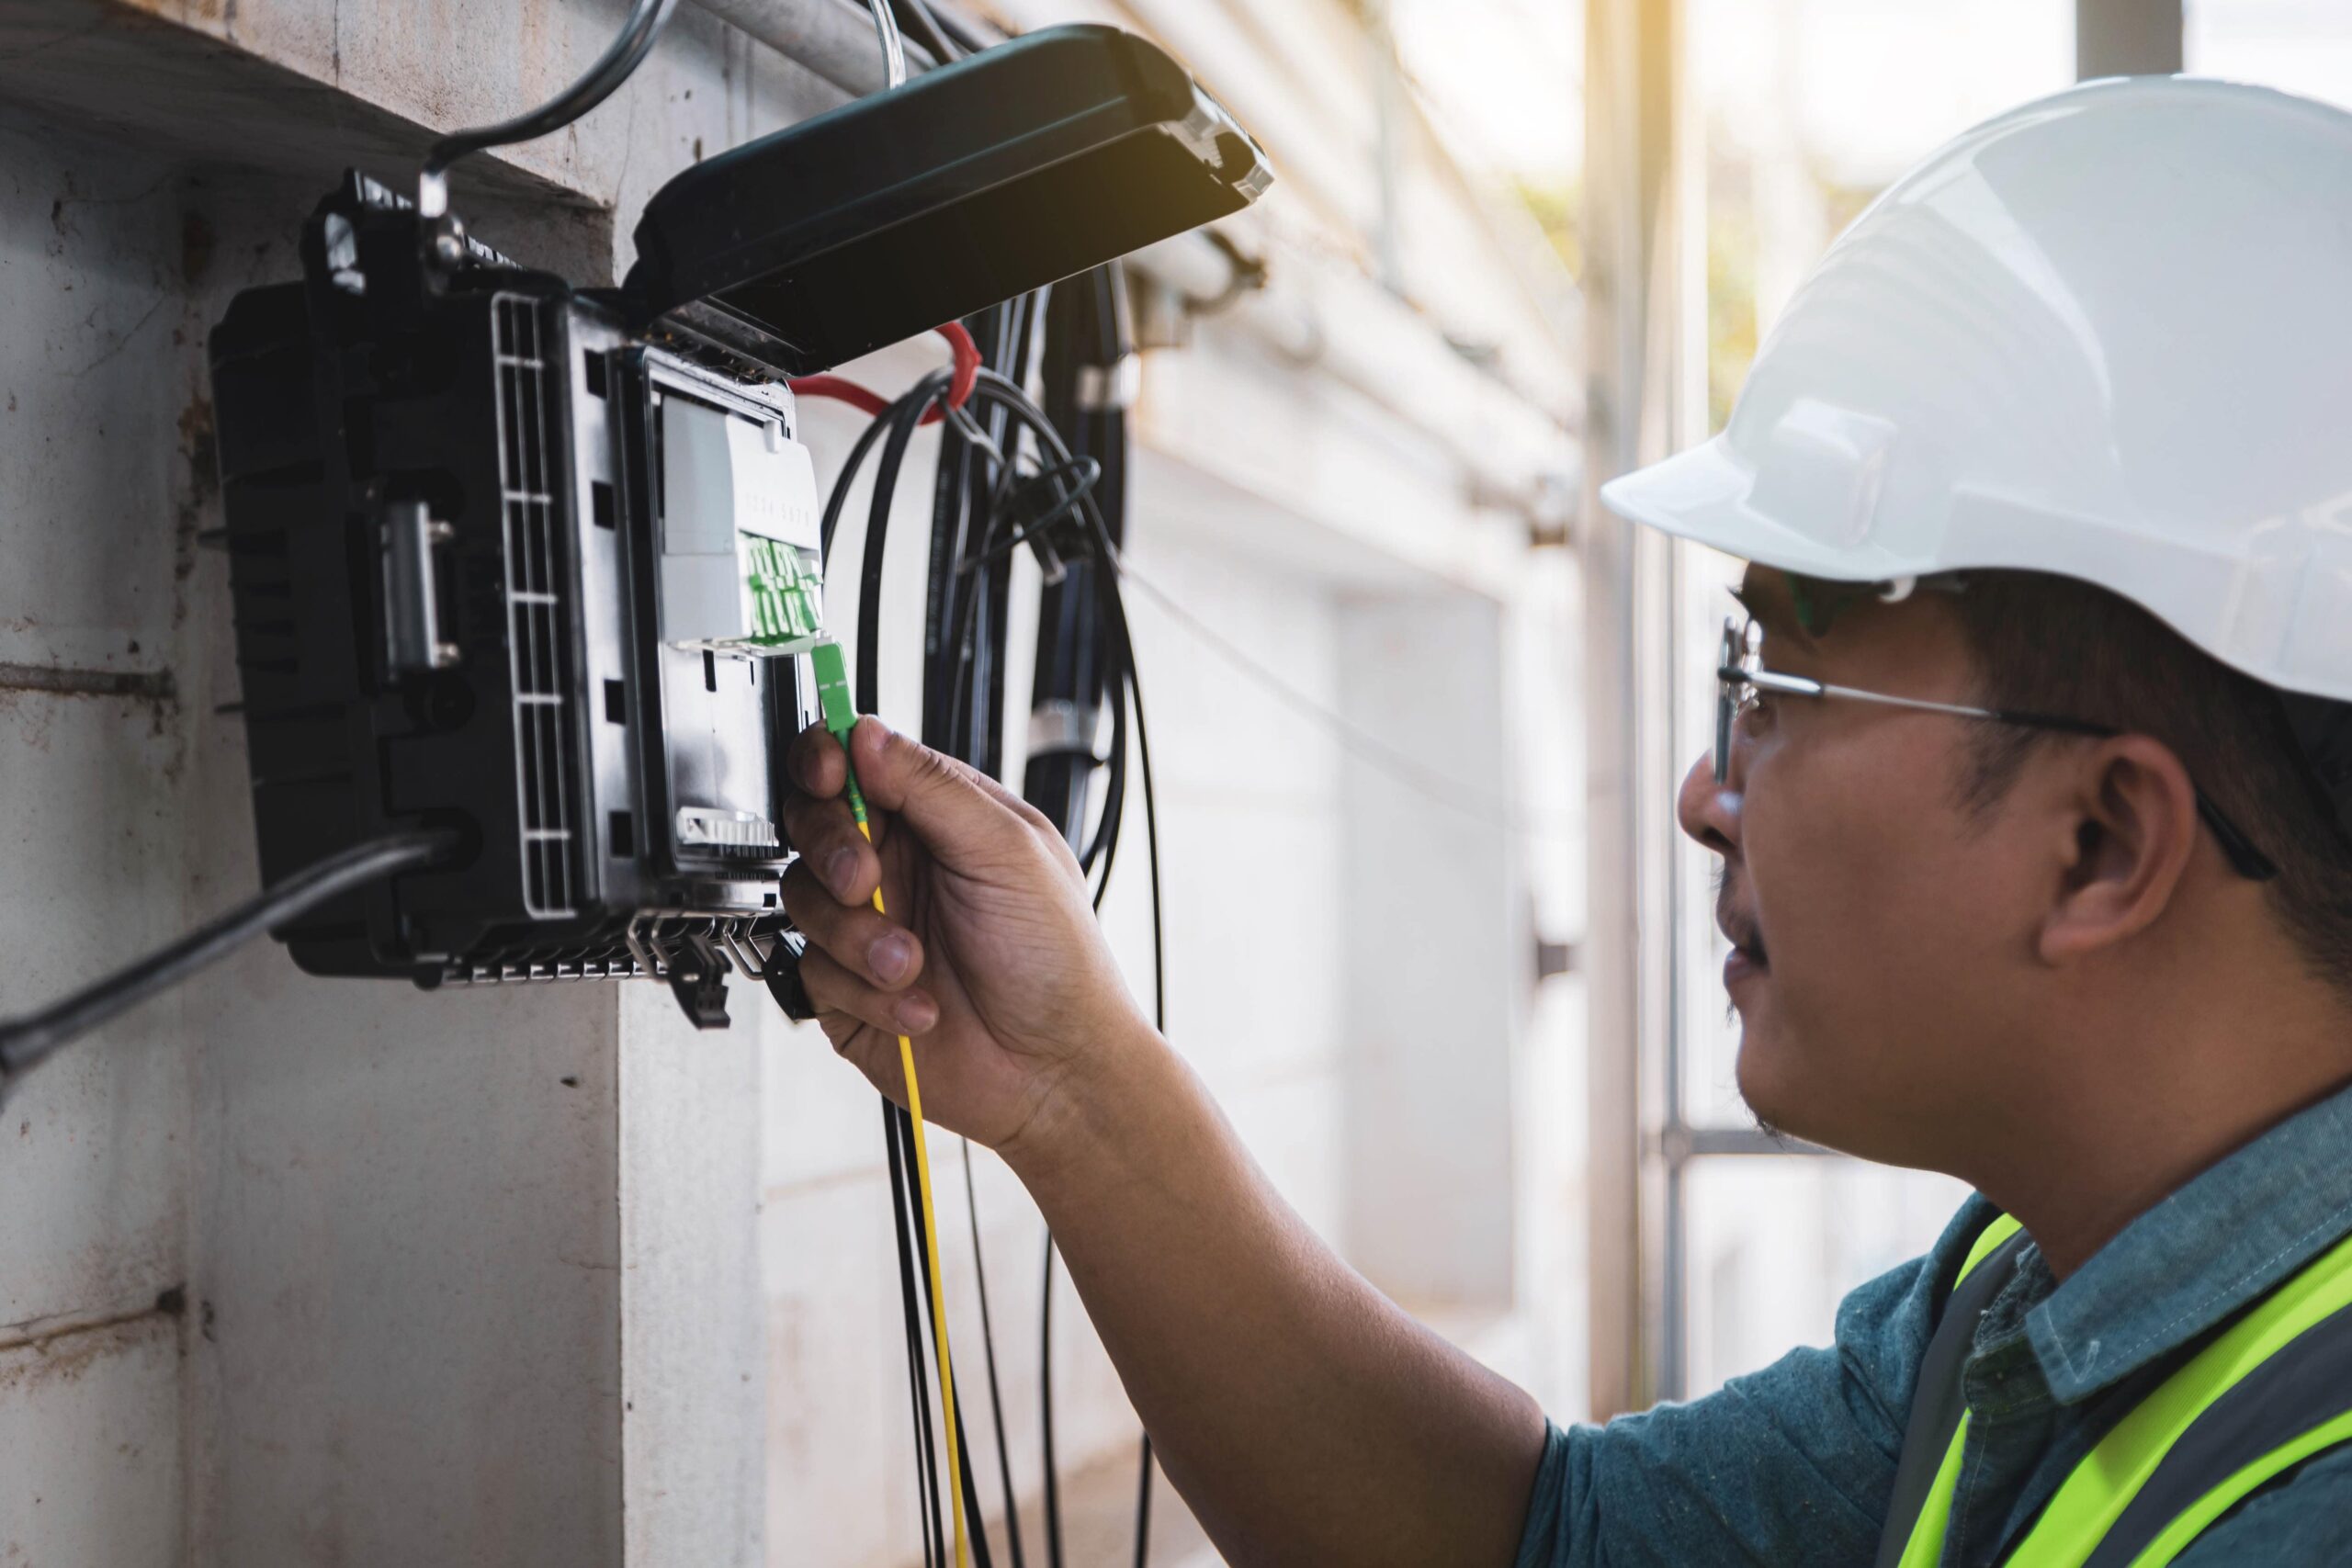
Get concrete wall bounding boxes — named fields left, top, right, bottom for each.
left=0, top=114, right=248, bottom=1568
left=0, top=6, right=821, bottom=1562
left=0, top=131, right=648, bottom=1567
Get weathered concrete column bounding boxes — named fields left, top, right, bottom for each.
left=0, top=5, right=831, bottom=1562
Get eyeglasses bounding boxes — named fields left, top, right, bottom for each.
left=1713, top=617, right=2279, bottom=882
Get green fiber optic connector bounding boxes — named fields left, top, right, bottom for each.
left=810, top=639, right=859, bottom=745
left=808, top=640, right=872, bottom=824
left=741, top=534, right=825, bottom=647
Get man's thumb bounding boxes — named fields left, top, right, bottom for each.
left=848, top=717, right=1029, bottom=860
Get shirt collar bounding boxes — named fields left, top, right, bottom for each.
left=2026, top=1076, right=2352, bottom=1404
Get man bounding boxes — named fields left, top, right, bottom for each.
left=780, top=76, right=2352, bottom=1564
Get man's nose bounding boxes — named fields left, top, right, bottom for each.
left=1678, top=750, right=1742, bottom=858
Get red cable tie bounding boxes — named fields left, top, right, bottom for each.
left=784, top=374, right=891, bottom=419
left=937, top=320, right=980, bottom=415
left=791, top=322, right=983, bottom=426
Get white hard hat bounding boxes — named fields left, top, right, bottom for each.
left=1601, top=75, right=2352, bottom=707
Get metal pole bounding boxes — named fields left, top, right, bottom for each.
left=688, top=0, right=938, bottom=96
left=1581, top=0, right=1690, bottom=1421
left=1366, top=0, right=1408, bottom=294
left=2075, top=0, right=2184, bottom=79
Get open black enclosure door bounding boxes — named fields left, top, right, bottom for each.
left=623, top=24, right=1272, bottom=378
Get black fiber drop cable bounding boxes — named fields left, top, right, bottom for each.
left=808, top=317, right=1168, bottom=1568
left=1040, top=1235, right=1067, bottom=1568
left=919, top=310, right=1012, bottom=1558
left=926, top=298, right=1058, bottom=1568
left=862, top=372, right=955, bottom=719
left=842, top=377, right=1001, bottom=1568
left=420, top=0, right=678, bottom=210
left=955, top=361, right=1170, bottom=1564
left=922, top=304, right=1038, bottom=1568
left=1117, top=618, right=1166, bottom=1568
left=922, top=415, right=973, bottom=750
left=1089, top=479, right=1168, bottom=1568
left=941, top=294, right=1030, bottom=779
left=973, top=296, right=1035, bottom=782
left=818, top=393, right=904, bottom=563
left=1028, top=268, right=1128, bottom=842
left=965, top=1139, right=1029, bottom=1568
left=903, top=355, right=1095, bottom=1568
left=0, top=829, right=456, bottom=1101
left=823, top=375, right=956, bottom=1567
left=899, top=1098, right=999, bottom=1568
left=1135, top=1438, right=1155, bottom=1565
left=929, top=310, right=985, bottom=759
left=958, top=376, right=1130, bottom=904
left=1085, top=684, right=1130, bottom=903
left=971, top=356, right=1170, bottom=1564
left=891, top=0, right=964, bottom=63
left=885, top=1100, right=949, bottom=1568
left=926, top=304, right=1003, bottom=752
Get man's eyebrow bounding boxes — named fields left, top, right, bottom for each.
left=1729, top=580, right=1818, bottom=650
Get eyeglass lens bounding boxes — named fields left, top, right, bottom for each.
left=1713, top=617, right=1760, bottom=784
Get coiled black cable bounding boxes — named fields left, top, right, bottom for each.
left=805, top=279, right=1164, bottom=1567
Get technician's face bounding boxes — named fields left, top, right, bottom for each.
left=1675, top=569, right=2032, bottom=1167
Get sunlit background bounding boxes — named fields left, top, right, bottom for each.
left=814, top=0, right=2352, bottom=1554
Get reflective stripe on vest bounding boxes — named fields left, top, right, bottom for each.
left=1877, top=1218, right=2030, bottom=1568
left=1878, top=1216, right=2352, bottom=1566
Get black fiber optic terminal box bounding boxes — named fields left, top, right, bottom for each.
left=204, top=24, right=1269, bottom=1029
left=210, top=175, right=817, bottom=1026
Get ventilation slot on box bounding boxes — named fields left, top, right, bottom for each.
left=493, top=294, right=581, bottom=919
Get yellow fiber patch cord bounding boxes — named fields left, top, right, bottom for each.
left=812, top=639, right=969, bottom=1568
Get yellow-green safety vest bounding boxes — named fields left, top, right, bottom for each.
left=1875, top=1214, right=2352, bottom=1567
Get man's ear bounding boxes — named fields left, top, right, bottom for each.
left=2038, top=735, right=2202, bottom=966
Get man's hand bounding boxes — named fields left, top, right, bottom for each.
left=779, top=716, right=1149, bottom=1156
left=786, top=717, right=1545, bottom=1568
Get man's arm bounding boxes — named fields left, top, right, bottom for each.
left=1013, top=1018, right=1547, bottom=1563
left=779, top=718, right=1548, bottom=1567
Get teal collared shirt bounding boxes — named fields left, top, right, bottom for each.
left=1515, top=1081, right=2352, bottom=1566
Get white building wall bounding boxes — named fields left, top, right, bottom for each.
left=756, top=406, right=1367, bottom=1563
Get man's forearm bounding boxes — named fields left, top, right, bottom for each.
left=1005, top=1024, right=1549, bottom=1568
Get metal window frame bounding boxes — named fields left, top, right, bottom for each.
left=1582, top=0, right=1690, bottom=1420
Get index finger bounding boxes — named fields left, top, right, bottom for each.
left=788, top=721, right=850, bottom=799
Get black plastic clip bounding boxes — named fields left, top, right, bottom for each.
left=763, top=930, right=820, bottom=1022
left=665, top=931, right=734, bottom=1030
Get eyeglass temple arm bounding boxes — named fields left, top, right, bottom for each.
left=1728, top=668, right=2120, bottom=734
left=1719, top=666, right=2278, bottom=880
left=1726, top=667, right=1974, bottom=712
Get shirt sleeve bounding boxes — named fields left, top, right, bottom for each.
left=1514, top=1197, right=1997, bottom=1568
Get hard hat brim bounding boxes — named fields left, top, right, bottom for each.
left=1603, top=435, right=2352, bottom=705
left=1598, top=434, right=1912, bottom=589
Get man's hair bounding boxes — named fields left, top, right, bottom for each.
left=1949, top=570, right=2352, bottom=994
